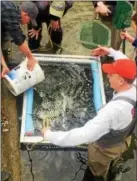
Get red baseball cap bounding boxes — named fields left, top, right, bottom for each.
left=102, top=59, right=136, bottom=79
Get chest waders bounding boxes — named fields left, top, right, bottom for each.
left=88, top=96, right=136, bottom=181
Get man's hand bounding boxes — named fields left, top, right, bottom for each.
left=18, top=41, right=38, bottom=70
left=28, top=28, right=41, bottom=40
left=95, top=2, right=111, bottom=16
left=120, top=31, right=135, bottom=43
left=50, top=20, right=60, bottom=31
left=27, top=57, right=38, bottom=71
left=1, top=66, right=10, bottom=78
left=1, top=55, right=9, bottom=78
left=91, top=46, right=110, bottom=57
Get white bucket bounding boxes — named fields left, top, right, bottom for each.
left=4, top=61, right=45, bottom=96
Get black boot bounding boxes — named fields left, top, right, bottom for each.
left=1, top=171, right=10, bottom=181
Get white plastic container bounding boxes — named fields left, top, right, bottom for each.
left=4, top=61, right=45, bottom=96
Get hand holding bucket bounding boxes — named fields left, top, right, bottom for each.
left=3, top=59, right=45, bottom=96
left=27, top=56, right=38, bottom=71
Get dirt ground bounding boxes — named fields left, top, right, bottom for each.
left=8, top=2, right=137, bottom=181
left=11, top=2, right=135, bottom=60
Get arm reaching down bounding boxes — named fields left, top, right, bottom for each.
left=1, top=55, right=10, bottom=78
left=18, top=41, right=38, bottom=70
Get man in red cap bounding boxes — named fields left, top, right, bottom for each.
left=91, top=46, right=137, bottom=87
left=42, top=47, right=136, bottom=181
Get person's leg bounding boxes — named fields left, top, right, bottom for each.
left=1, top=40, right=19, bottom=68
left=47, top=20, right=63, bottom=53
left=88, top=143, right=113, bottom=180
left=50, top=27, right=63, bottom=46
left=27, top=22, right=42, bottom=50
left=88, top=139, right=131, bottom=181
left=101, top=20, right=122, bottom=50
left=1, top=40, right=10, bottom=63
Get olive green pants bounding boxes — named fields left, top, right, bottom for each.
left=102, top=19, right=122, bottom=50
left=88, top=136, right=131, bottom=179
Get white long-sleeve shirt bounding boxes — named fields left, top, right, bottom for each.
left=45, top=49, right=136, bottom=147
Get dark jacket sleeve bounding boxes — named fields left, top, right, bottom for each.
left=132, top=38, right=137, bottom=48
left=4, top=8, right=26, bottom=45
left=63, top=1, right=73, bottom=15
left=92, top=1, right=135, bottom=8
left=65, top=1, right=73, bottom=9
left=32, top=20, right=43, bottom=30
left=92, top=1, right=117, bottom=8
left=10, top=23, right=26, bottom=45
left=49, top=15, right=60, bottom=21
left=92, top=1, right=99, bottom=8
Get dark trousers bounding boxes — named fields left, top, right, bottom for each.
left=2, top=41, right=20, bottom=68
left=28, top=19, right=63, bottom=50
left=82, top=167, right=104, bottom=181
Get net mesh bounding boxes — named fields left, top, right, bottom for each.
left=78, top=20, right=111, bottom=49
left=112, top=1, right=133, bottom=30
